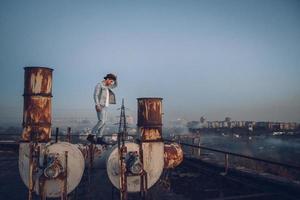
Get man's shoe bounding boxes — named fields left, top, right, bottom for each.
left=96, top=137, right=109, bottom=145
left=87, top=134, right=96, bottom=143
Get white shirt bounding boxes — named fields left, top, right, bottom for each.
left=105, top=87, right=109, bottom=107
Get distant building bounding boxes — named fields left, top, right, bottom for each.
left=187, top=118, right=299, bottom=132
left=222, top=121, right=228, bottom=128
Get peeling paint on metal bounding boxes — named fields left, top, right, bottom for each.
left=140, top=128, right=161, bottom=141
left=76, top=144, right=103, bottom=163
left=19, top=142, right=84, bottom=198
left=164, top=143, right=184, bottom=169
left=106, top=142, right=164, bottom=192
left=137, top=98, right=163, bottom=127
left=137, top=98, right=163, bottom=142
left=22, top=67, right=53, bottom=142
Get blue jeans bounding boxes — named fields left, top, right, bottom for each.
left=92, top=107, right=108, bottom=137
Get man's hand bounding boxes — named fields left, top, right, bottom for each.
left=95, top=105, right=103, bottom=112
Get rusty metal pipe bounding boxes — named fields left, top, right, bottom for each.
left=67, top=127, right=71, bottom=143
left=28, top=143, right=34, bottom=200
left=55, top=127, right=59, bottom=143
left=224, top=153, right=229, bottom=174
left=22, top=67, right=53, bottom=142
left=62, top=151, right=68, bottom=200
left=89, top=143, right=94, bottom=169
left=119, top=145, right=128, bottom=200
left=164, top=143, right=183, bottom=169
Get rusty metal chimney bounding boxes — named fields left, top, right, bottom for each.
left=137, top=97, right=163, bottom=142
left=22, top=67, right=53, bottom=142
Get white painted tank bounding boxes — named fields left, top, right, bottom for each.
left=106, top=142, right=164, bottom=192
left=19, top=142, right=85, bottom=198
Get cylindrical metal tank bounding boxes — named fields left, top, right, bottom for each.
left=22, top=67, right=53, bottom=142
left=19, top=142, right=85, bottom=198
left=137, top=98, right=163, bottom=142
left=106, top=142, right=164, bottom=192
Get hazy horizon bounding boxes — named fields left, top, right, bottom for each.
left=1, top=0, right=300, bottom=126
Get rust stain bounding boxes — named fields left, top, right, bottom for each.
left=137, top=98, right=162, bottom=127
left=137, top=98, right=163, bottom=142
left=24, top=67, right=53, bottom=95
left=77, top=144, right=102, bottom=161
left=164, top=143, right=183, bottom=169
left=141, top=128, right=161, bottom=141
left=22, top=67, right=53, bottom=142
left=22, top=127, right=51, bottom=142
left=77, top=145, right=89, bottom=160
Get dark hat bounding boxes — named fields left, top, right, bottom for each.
left=104, top=73, right=117, bottom=81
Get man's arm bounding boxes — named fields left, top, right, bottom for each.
left=94, top=83, right=104, bottom=112
left=94, top=83, right=101, bottom=106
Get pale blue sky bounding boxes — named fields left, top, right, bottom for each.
left=0, top=0, right=300, bottom=125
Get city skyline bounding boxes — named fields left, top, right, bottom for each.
left=1, top=0, right=300, bottom=125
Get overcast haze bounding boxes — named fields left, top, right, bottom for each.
left=0, top=0, right=300, bottom=125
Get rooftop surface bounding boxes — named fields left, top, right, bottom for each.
left=1, top=148, right=300, bottom=200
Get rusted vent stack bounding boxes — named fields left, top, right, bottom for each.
left=22, top=67, right=53, bottom=142
left=137, top=98, right=163, bottom=142
left=19, top=67, right=85, bottom=199
left=137, top=98, right=183, bottom=169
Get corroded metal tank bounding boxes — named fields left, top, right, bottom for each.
left=106, top=141, right=165, bottom=192
left=164, top=143, right=183, bottom=169
left=137, top=98, right=163, bottom=142
left=19, top=142, right=85, bottom=198
left=22, top=67, right=53, bottom=142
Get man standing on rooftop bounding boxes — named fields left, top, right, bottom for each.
left=88, top=73, right=117, bottom=142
